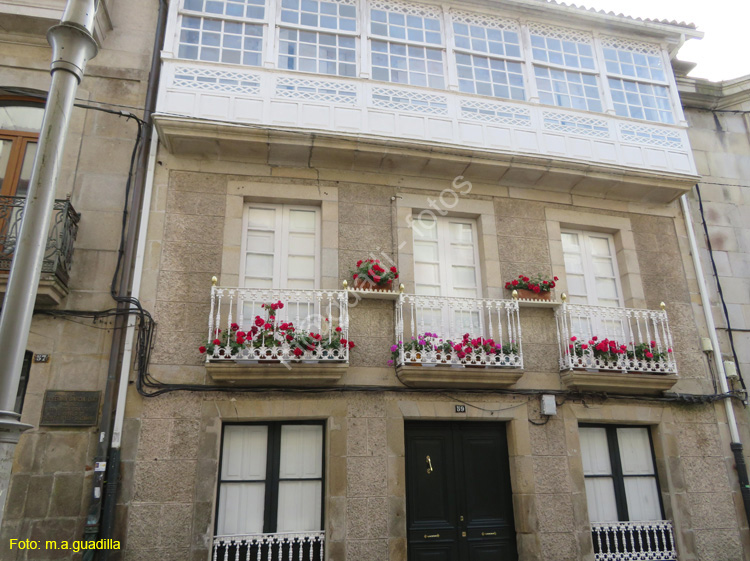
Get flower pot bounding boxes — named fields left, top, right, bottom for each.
left=514, top=288, right=551, bottom=301
left=353, top=277, right=393, bottom=292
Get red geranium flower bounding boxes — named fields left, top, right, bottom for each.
left=212, top=339, right=221, bottom=345
left=294, top=348, right=303, bottom=357
left=199, top=346, right=206, bottom=353
left=336, top=326, right=342, bottom=332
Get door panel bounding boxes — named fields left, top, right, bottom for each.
left=406, top=422, right=517, bottom=561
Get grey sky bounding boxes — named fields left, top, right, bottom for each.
left=565, top=0, right=749, bottom=81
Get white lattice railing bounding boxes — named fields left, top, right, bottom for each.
left=159, top=60, right=697, bottom=179
left=212, top=531, right=325, bottom=561
left=207, top=287, right=349, bottom=364
left=592, top=521, right=677, bottom=561
left=395, top=294, right=522, bottom=368
left=555, top=301, right=676, bottom=374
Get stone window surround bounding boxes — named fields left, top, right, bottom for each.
left=545, top=208, right=646, bottom=309
left=395, top=193, right=503, bottom=299
left=222, top=181, right=339, bottom=289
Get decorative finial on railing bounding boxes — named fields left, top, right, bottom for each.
left=399, top=283, right=405, bottom=294
left=211, top=276, right=218, bottom=287
left=561, top=293, right=567, bottom=302
left=660, top=302, right=666, bottom=310
left=343, top=279, right=348, bottom=289
left=512, top=289, right=518, bottom=300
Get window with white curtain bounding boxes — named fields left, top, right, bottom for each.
left=369, top=4, right=445, bottom=88
left=242, top=203, right=320, bottom=290
left=561, top=230, right=622, bottom=307
left=579, top=425, right=663, bottom=523
left=412, top=215, right=481, bottom=298
left=216, top=423, right=324, bottom=535
left=178, top=0, right=267, bottom=66
left=278, top=0, right=358, bottom=77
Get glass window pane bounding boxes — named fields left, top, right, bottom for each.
left=624, top=477, right=661, bottom=520
left=288, top=232, right=316, bottom=255
left=279, top=425, right=323, bottom=478
left=217, top=483, right=265, bottom=534
left=414, top=241, right=439, bottom=261
left=580, top=428, right=612, bottom=475
left=415, top=263, right=440, bottom=285
left=14, top=142, right=37, bottom=198
left=246, top=253, right=274, bottom=278
left=0, top=105, right=45, bottom=132
left=617, top=428, right=655, bottom=474
left=288, top=256, right=315, bottom=278
left=221, top=425, right=268, bottom=480
left=277, top=481, right=322, bottom=531
left=449, top=222, right=473, bottom=243
left=0, top=139, right=12, bottom=188
left=585, top=478, right=619, bottom=522
left=248, top=208, right=276, bottom=229
left=452, top=265, right=477, bottom=287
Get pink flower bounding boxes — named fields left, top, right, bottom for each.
left=667, top=348, right=673, bottom=353
left=650, top=341, right=656, bottom=347
left=570, top=336, right=577, bottom=342
left=581, top=344, right=588, bottom=350
left=645, top=352, right=654, bottom=359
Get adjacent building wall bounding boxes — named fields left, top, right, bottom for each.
left=0, top=1, right=157, bottom=556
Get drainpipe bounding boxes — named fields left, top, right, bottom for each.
left=82, top=0, right=167, bottom=556
left=0, top=0, right=98, bottom=527
left=680, top=192, right=750, bottom=526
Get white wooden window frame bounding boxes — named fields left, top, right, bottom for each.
left=275, top=0, right=359, bottom=78
left=366, top=2, right=447, bottom=90
left=561, top=229, right=624, bottom=308
left=413, top=214, right=482, bottom=298
left=175, top=0, right=270, bottom=67
left=240, top=202, right=321, bottom=290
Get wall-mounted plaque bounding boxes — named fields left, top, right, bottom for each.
left=40, top=391, right=101, bottom=426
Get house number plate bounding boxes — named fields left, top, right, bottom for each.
left=455, top=405, right=466, bottom=413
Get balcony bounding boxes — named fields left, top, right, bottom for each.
left=213, top=531, right=325, bottom=561
left=0, top=197, right=80, bottom=305
left=555, top=302, right=678, bottom=395
left=394, top=294, right=523, bottom=389
left=205, top=286, right=349, bottom=386
left=155, top=60, right=698, bottom=203
left=591, top=520, right=677, bottom=561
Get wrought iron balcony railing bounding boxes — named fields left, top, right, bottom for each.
left=395, top=294, right=522, bottom=368
left=207, top=286, right=349, bottom=364
left=556, top=301, right=676, bottom=374
left=212, top=531, right=325, bottom=561
left=0, top=196, right=80, bottom=285
left=592, top=520, right=677, bottom=561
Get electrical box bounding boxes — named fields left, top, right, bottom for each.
left=701, top=337, right=713, bottom=353
left=541, top=394, right=557, bottom=416
left=724, top=361, right=739, bottom=380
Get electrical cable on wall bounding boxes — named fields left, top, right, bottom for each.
left=695, top=184, right=747, bottom=393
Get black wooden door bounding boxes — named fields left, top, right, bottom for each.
left=405, top=422, right=517, bottom=561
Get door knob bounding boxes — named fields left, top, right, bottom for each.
left=426, top=455, right=433, bottom=474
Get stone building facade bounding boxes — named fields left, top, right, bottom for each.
left=678, top=73, right=750, bottom=396
left=4, top=1, right=750, bottom=561
left=0, top=0, right=160, bottom=556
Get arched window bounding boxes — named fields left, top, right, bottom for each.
left=0, top=97, right=45, bottom=197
